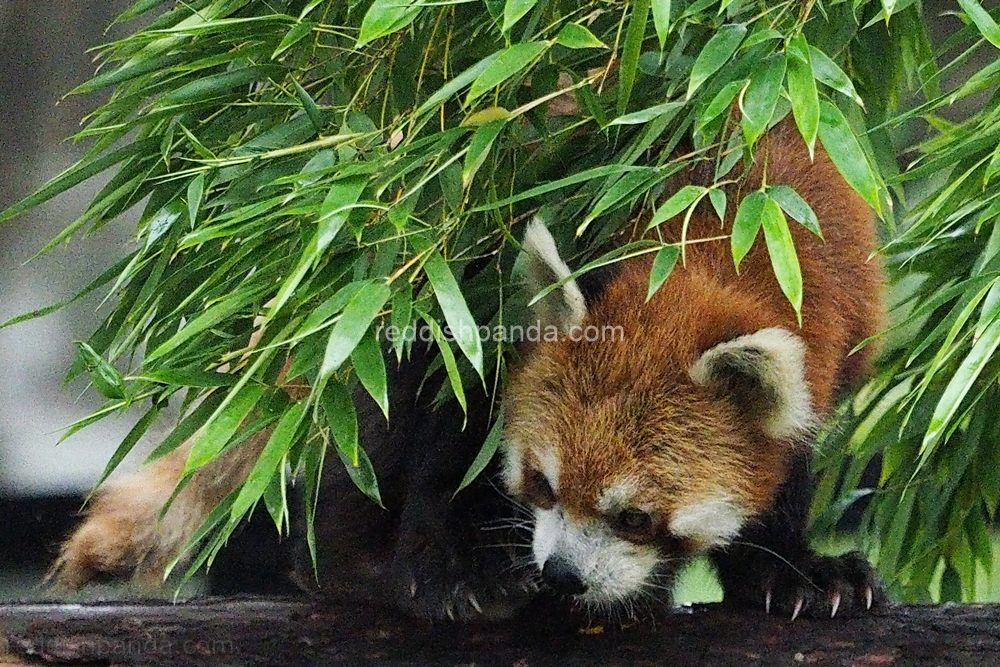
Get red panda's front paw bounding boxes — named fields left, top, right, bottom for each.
left=721, top=550, right=886, bottom=620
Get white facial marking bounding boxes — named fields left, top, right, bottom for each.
left=535, top=447, right=560, bottom=495
left=533, top=508, right=660, bottom=605
left=597, top=477, right=641, bottom=513
left=500, top=439, right=523, bottom=491
left=688, top=326, right=817, bottom=441
left=669, top=494, right=747, bottom=548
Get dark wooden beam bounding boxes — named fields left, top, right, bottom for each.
left=2, top=597, right=999, bottom=666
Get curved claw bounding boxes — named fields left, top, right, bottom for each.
left=791, top=596, right=804, bottom=622
left=468, top=593, right=482, bottom=614
left=865, top=586, right=873, bottom=611
left=765, top=588, right=772, bottom=615
left=829, top=591, right=841, bottom=618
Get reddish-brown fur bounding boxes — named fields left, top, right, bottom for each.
left=505, top=119, right=882, bottom=535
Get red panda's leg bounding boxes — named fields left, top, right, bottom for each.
left=50, top=429, right=268, bottom=590
left=709, top=453, right=885, bottom=618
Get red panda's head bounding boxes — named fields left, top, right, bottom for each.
left=502, top=219, right=818, bottom=609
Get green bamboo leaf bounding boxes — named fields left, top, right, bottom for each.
left=76, top=341, right=126, bottom=400
left=618, top=0, right=650, bottom=116
left=273, top=20, right=315, bottom=59
left=467, top=42, right=548, bottom=104
left=157, top=66, right=284, bottom=107
left=740, top=54, right=786, bottom=147
left=0, top=138, right=159, bottom=225
left=958, top=0, right=1000, bottom=49
left=767, top=185, right=822, bottom=238
left=708, top=188, right=727, bottom=223
left=138, top=368, right=237, bottom=387
left=698, top=79, right=745, bottom=129
left=463, top=119, right=506, bottom=188
left=818, top=99, right=881, bottom=214
left=0, top=252, right=135, bottom=330
left=760, top=195, right=802, bottom=321
left=687, top=23, right=747, bottom=100
left=502, top=0, right=538, bottom=34
left=351, top=328, right=389, bottom=419
left=228, top=402, right=307, bottom=524
left=269, top=176, right=367, bottom=320
left=186, top=173, right=205, bottom=227
left=418, top=312, right=468, bottom=415
left=184, top=383, right=268, bottom=473
left=322, top=380, right=359, bottom=467
left=335, top=439, right=383, bottom=506
left=555, top=23, right=606, bottom=50
left=420, top=247, right=484, bottom=377
left=647, top=185, right=707, bottom=231
left=357, top=0, right=420, bottom=47
left=731, top=191, right=766, bottom=271
left=608, top=102, right=683, bottom=126
left=146, top=283, right=269, bottom=363
left=413, top=52, right=500, bottom=118
left=785, top=34, right=819, bottom=159
left=390, top=284, right=413, bottom=361
left=651, top=0, right=672, bottom=48
left=453, top=413, right=503, bottom=496
left=809, top=46, right=864, bottom=107
left=646, top=245, right=681, bottom=302
left=87, top=406, right=161, bottom=499
left=921, top=317, right=1000, bottom=464
left=320, top=281, right=392, bottom=379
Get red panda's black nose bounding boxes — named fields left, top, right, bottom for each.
left=541, top=557, right=588, bottom=596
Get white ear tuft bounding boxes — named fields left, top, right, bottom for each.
left=689, top=327, right=816, bottom=441
left=522, top=217, right=588, bottom=331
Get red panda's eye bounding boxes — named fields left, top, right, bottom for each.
left=615, top=508, right=653, bottom=537
left=523, top=469, right=557, bottom=509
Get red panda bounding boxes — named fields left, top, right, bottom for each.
left=50, top=118, right=883, bottom=622
left=502, top=118, right=885, bottom=619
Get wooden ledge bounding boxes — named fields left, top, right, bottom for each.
left=2, top=597, right=999, bottom=666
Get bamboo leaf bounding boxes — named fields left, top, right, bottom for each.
left=647, top=185, right=706, bottom=230
left=467, top=42, right=548, bottom=104
left=555, top=23, right=606, bottom=50
left=618, top=0, right=650, bottom=116
left=740, top=54, right=786, bottom=147
left=453, top=413, right=503, bottom=496
left=957, top=0, right=1000, bottom=49
left=731, top=191, right=766, bottom=271
left=358, top=0, right=421, bottom=47
left=818, top=99, right=882, bottom=214
left=785, top=34, right=819, bottom=159
left=760, top=195, right=802, bottom=321
left=503, top=0, right=538, bottom=34
left=646, top=245, right=681, bottom=302
left=809, top=46, right=864, bottom=107
left=419, top=246, right=484, bottom=378
left=228, top=402, right=307, bottom=523
left=351, top=328, right=389, bottom=420
left=651, top=0, right=672, bottom=48
left=767, top=184, right=822, bottom=238
left=76, top=342, right=126, bottom=400
left=687, top=23, right=747, bottom=100
left=320, top=281, right=391, bottom=379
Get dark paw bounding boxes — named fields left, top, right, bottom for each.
left=391, top=539, right=535, bottom=621
left=722, top=550, right=885, bottom=620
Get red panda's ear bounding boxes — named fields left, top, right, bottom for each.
left=689, top=327, right=817, bottom=441
left=521, top=217, right=588, bottom=332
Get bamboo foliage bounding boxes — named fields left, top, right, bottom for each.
left=1, top=0, right=998, bottom=600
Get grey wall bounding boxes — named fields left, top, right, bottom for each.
left=0, top=0, right=147, bottom=495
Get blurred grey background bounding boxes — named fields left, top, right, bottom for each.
left=0, top=0, right=148, bottom=595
